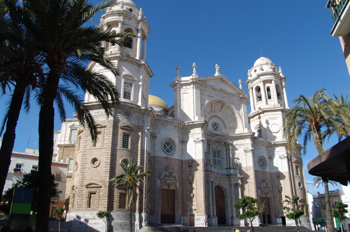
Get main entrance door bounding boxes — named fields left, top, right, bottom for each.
left=262, top=197, right=271, bottom=224
left=215, top=186, right=226, bottom=225
left=161, top=189, right=175, bottom=223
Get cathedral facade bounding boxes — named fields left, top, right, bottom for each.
left=54, top=0, right=311, bottom=231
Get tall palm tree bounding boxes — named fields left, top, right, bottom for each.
left=111, top=158, right=152, bottom=232
left=283, top=89, right=336, bottom=232
left=20, top=0, right=132, bottom=231
left=313, top=176, right=338, bottom=188
left=322, top=94, right=350, bottom=142
left=0, top=0, right=46, bottom=202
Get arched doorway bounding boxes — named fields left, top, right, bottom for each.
left=215, top=186, right=226, bottom=225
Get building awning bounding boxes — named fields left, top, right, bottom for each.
left=307, top=136, right=350, bottom=185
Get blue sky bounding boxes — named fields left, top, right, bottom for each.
left=1, top=0, right=349, bottom=194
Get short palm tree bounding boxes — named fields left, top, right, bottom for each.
left=283, top=89, right=336, bottom=232
left=111, top=158, right=152, bottom=232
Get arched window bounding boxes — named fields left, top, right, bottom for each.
left=276, top=84, right=282, bottom=100
left=255, top=86, right=262, bottom=102
left=124, top=28, right=133, bottom=49
left=266, top=86, right=271, bottom=100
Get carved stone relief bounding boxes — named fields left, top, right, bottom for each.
left=158, top=167, right=178, bottom=189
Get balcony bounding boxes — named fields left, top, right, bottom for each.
left=13, top=168, right=22, bottom=174
left=327, top=0, right=350, bottom=37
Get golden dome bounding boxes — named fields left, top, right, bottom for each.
left=148, top=95, right=168, bottom=109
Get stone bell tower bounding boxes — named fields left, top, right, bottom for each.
left=246, top=56, right=289, bottom=142
left=85, top=0, right=153, bottom=107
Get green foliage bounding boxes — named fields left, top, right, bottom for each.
left=332, top=201, right=348, bottom=223
left=283, top=195, right=304, bottom=221
left=313, top=176, right=338, bottom=188
left=110, top=158, right=152, bottom=232
left=110, top=158, right=152, bottom=207
left=0, top=170, right=60, bottom=214
left=53, top=207, right=65, bottom=220
left=234, top=196, right=264, bottom=223
left=97, top=211, right=111, bottom=221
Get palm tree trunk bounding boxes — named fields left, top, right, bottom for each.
left=323, top=178, right=335, bottom=232
left=129, top=205, right=132, bottom=232
left=295, top=219, right=299, bottom=232
left=36, top=69, right=60, bottom=232
left=0, top=82, right=26, bottom=202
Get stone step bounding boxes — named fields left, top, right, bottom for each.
left=138, top=226, right=312, bottom=232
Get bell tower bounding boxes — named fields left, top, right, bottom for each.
left=85, top=0, right=153, bottom=107
left=246, top=57, right=289, bottom=142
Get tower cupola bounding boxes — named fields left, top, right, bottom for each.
left=100, top=0, right=150, bottom=60
left=246, top=56, right=289, bottom=113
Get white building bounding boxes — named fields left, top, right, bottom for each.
left=3, top=148, right=68, bottom=217
left=54, top=1, right=312, bottom=232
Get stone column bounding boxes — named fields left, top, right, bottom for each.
left=116, top=20, right=123, bottom=53
left=271, top=79, right=277, bottom=104
left=249, top=87, right=255, bottom=111
left=208, top=180, right=213, bottom=217
left=142, top=39, right=147, bottom=60
left=282, top=82, right=289, bottom=109
left=237, top=183, right=245, bottom=226
left=261, top=83, right=267, bottom=105
left=136, top=27, right=142, bottom=59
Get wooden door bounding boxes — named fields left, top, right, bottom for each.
left=215, top=186, right=226, bottom=225
left=161, top=189, right=175, bottom=223
left=262, top=197, right=271, bottom=224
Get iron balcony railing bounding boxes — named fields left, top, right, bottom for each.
left=329, top=0, right=349, bottom=24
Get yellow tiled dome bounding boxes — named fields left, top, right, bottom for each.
left=148, top=95, right=168, bottom=109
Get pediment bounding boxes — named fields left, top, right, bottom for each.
left=85, top=183, right=102, bottom=188
left=198, top=75, right=248, bottom=98
left=120, top=125, right=134, bottom=131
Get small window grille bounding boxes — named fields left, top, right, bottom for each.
left=258, top=156, right=267, bottom=169
left=122, top=134, right=130, bottom=149
left=163, top=141, right=174, bottom=154
left=32, top=165, right=38, bottom=171
left=212, top=123, right=219, bottom=131
left=55, top=173, right=61, bottom=181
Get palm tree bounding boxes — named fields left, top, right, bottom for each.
left=0, top=0, right=46, bottom=202
left=19, top=1, right=132, bottom=230
left=283, top=89, right=336, bottom=232
left=111, top=158, right=152, bottom=232
left=322, top=94, right=350, bottom=142
left=313, top=176, right=338, bottom=189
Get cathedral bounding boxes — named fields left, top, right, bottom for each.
left=53, top=0, right=311, bottom=231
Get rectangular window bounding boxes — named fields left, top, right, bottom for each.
left=68, top=159, right=74, bottom=172
left=14, top=163, right=22, bottom=173
left=295, top=165, right=299, bottom=176
left=55, top=173, right=61, bottom=181
left=123, top=82, right=132, bottom=100
left=32, top=165, right=38, bottom=171
left=70, top=129, right=77, bottom=143
left=92, top=131, right=102, bottom=147
left=119, top=193, right=127, bottom=209
left=122, top=134, right=130, bottom=149
left=213, top=150, right=221, bottom=168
